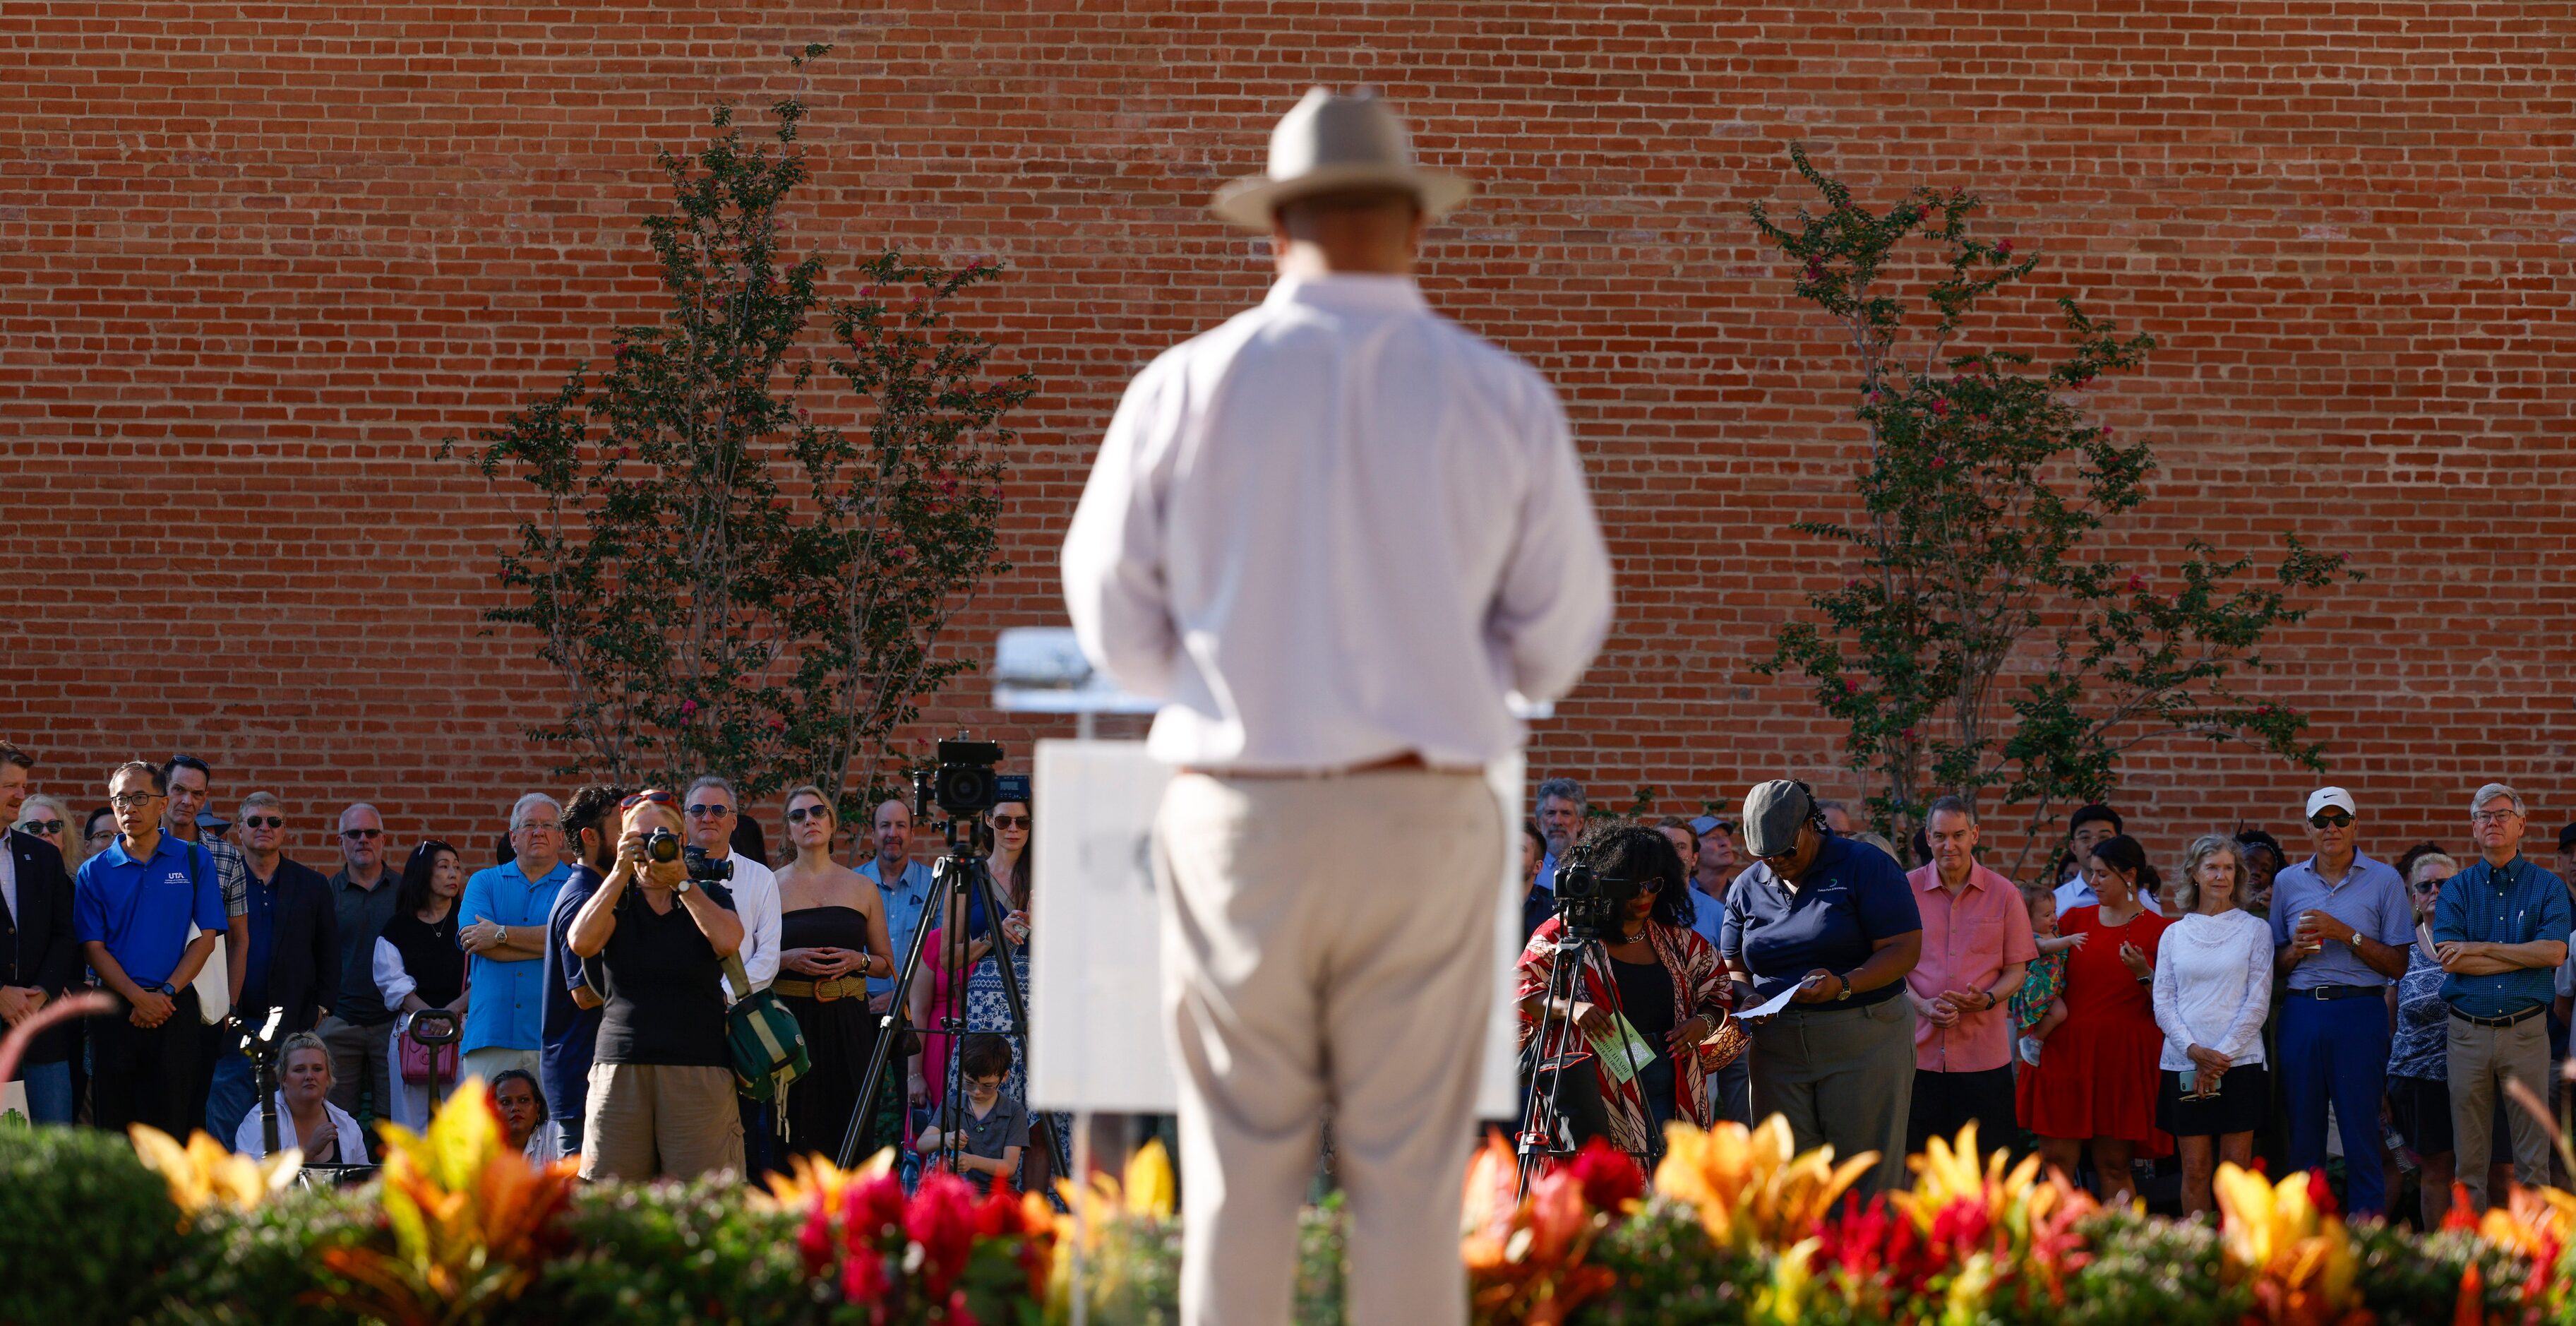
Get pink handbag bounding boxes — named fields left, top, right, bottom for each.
left=399, top=1011, right=460, bottom=1085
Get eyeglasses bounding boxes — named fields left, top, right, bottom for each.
left=340, top=827, right=382, bottom=840
left=109, top=792, right=162, bottom=809
left=241, top=816, right=285, bottom=830
left=785, top=805, right=830, bottom=823
left=621, top=789, right=676, bottom=811
left=2308, top=811, right=2353, bottom=829
left=85, top=828, right=117, bottom=845
left=14, top=818, right=64, bottom=836
left=2473, top=808, right=2522, bottom=824
left=991, top=814, right=1031, bottom=830
left=685, top=803, right=733, bottom=820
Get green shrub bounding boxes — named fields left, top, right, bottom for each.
left=150, top=1185, right=374, bottom=1326
left=2044, top=1209, right=2247, bottom=1326
left=1578, top=1201, right=1761, bottom=1325
left=525, top=1178, right=822, bottom=1326
left=0, top=1123, right=200, bottom=1326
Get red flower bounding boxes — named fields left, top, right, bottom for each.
left=1929, top=400, right=1948, bottom=417
left=1930, top=456, right=1946, bottom=470
left=839, top=1243, right=886, bottom=1304
left=1804, top=259, right=1826, bottom=280
left=844, top=1171, right=908, bottom=1243
left=678, top=700, right=698, bottom=719
left=1568, top=1137, right=1644, bottom=1211
left=797, top=1197, right=833, bottom=1279
left=1996, top=239, right=2015, bottom=256
left=2125, top=573, right=2146, bottom=592
left=1843, top=679, right=1860, bottom=695
left=974, top=1189, right=1026, bottom=1238
left=2306, top=1167, right=2338, bottom=1218
left=907, top=1171, right=980, bottom=1298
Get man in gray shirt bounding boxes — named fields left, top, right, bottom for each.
left=2269, top=786, right=2413, bottom=1218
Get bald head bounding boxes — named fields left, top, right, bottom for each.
left=873, top=797, right=912, bottom=871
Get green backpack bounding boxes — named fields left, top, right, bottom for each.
left=720, top=952, right=810, bottom=1103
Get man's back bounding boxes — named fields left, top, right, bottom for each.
left=1064, top=272, right=1610, bottom=772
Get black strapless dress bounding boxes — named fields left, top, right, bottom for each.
left=777, top=907, right=888, bottom=1159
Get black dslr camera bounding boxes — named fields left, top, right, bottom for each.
left=683, top=844, right=733, bottom=884
left=642, top=827, right=683, bottom=864
left=1552, top=857, right=1644, bottom=943
left=923, top=739, right=1007, bottom=817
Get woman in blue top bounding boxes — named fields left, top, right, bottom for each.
left=1719, top=780, right=1923, bottom=1196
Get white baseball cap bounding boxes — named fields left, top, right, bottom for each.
left=2304, top=787, right=2357, bottom=819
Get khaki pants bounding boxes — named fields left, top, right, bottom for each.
left=1746, top=995, right=1919, bottom=1197
left=1157, top=768, right=1502, bottom=1326
left=580, top=1062, right=744, bottom=1182
left=2447, top=1010, right=2553, bottom=1209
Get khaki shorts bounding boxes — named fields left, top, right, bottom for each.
left=578, top=1061, right=743, bottom=1182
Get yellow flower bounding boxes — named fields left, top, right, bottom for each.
left=2477, top=1183, right=2576, bottom=1262
left=755, top=1145, right=897, bottom=1214
left=1045, top=1139, right=1182, bottom=1321
left=1653, top=1115, right=1876, bottom=1252
left=2214, top=1164, right=2369, bottom=1326
left=128, top=1124, right=300, bottom=1224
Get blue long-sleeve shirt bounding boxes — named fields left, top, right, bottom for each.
left=2434, top=855, right=2571, bottom=1017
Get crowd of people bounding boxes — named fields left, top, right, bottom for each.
left=1512, top=775, right=2576, bottom=1222
left=0, top=742, right=1044, bottom=1193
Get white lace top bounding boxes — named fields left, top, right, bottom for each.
left=2151, top=908, right=2273, bottom=1073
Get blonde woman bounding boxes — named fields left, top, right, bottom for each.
left=769, top=786, right=894, bottom=1161
left=13, top=792, right=82, bottom=871
left=2152, top=835, right=2273, bottom=1215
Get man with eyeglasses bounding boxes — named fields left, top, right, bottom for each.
left=74, top=761, right=229, bottom=1135
left=458, top=792, right=571, bottom=1085
left=203, top=791, right=341, bottom=1143
left=316, top=802, right=402, bottom=1142
left=684, top=775, right=781, bottom=1172
left=161, top=755, right=253, bottom=1128
left=2433, top=782, right=2570, bottom=1210
left=2267, top=786, right=2412, bottom=1217
left=1, top=741, right=81, bottom=1123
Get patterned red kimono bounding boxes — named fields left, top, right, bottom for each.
left=1516, top=916, right=1735, bottom=1157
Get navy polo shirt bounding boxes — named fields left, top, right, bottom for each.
left=2434, top=855, right=2572, bottom=1017
left=540, top=865, right=606, bottom=1119
left=73, top=833, right=229, bottom=988
left=1521, top=884, right=1556, bottom=943
left=1720, top=835, right=1922, bottom=1005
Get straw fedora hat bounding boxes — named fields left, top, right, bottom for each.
left=1209, top=87, right=1475, bottom=232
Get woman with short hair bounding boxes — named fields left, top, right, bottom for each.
left=567, top=789, right=747, bottom=1181
left=2390, top=850, right=2464, bottom=1229
left=233, top=1030, right=366, bottom=1165
left=2152, top=835, right=2272, bottom=1215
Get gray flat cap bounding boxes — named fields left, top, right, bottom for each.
left=1741, top=780, right=1816, bottom=859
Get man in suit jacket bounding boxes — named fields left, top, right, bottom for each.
left=1, top=742, right=81, bottom=1123
left=205, top=790, right=341, bottom=1143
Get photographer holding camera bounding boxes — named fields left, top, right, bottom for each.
left=565, top=788, right=745, bottom=1180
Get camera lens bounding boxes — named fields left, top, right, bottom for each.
left=645, top=828, right=681, bottom=863
left=935, top=763, right=998, bottom=815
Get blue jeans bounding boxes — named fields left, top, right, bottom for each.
left=205, top=1052, right=258, bottom=1144
left=2280, top=993, right=2392, bottom=1216
left=17, top=1060, right=75, bottom=1124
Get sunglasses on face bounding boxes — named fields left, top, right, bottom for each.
left=16, top=818, right=64, bottom=836
left=2412, top=879, right=2444, bottom=893
left=341, top=827, right=381, bottom=840
left=785, top=805, right=829, bottom=824
left=621, top=789, right=676, bottom=811
left=685, top=803, right=733, bottom=820
left=991, top=814, right=1031, bottom=830
left=2309, top=811, right=2352, bottom=829
left=241, top=816, right=285, bottom=830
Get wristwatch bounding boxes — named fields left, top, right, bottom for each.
left=152, top=981, right=176, bottom=996
left=673, top=876, right=694, bottom=895
left=1834, top=975, right=1852, bottom=1001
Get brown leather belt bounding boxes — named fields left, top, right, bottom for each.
left=772, top=976, right=868, bottom=1002
left=1180, top=752, right=1435, bottom=779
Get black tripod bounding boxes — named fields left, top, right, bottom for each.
left=834, top=796, right=1071, bottom=1185
left=1515, top=878, right=1655, bottom=1195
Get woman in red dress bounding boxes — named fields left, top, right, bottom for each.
left=2021, top=834, right=2171, bottom=1202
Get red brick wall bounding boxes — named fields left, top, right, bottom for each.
left=4, top=2, right=2572, bottom=878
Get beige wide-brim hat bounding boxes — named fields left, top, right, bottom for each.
left=1209, top=87, right=1475, bottom=232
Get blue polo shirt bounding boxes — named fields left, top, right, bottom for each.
left=73, top=834, right=229, bottom=988
left=860, top=857, right=934, bottom=998
left=1720, top=835, right=1922, bottom=1006
left=2435, top=856, right=2572, bottom=1017
left=2270, top=850, right=2413, bottom=990
left=459, top=858, right=571, bottom=1053
left=540, top=866, right=605, bottom=1117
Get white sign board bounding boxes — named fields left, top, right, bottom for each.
left=1028, top=740, right=1526, bottom=1120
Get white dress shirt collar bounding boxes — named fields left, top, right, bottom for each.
left=1263, top=272, right=1429, bottom=313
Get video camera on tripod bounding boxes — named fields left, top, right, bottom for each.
left=1549, top=857, right=1648, bottom=944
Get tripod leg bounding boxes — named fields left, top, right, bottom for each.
left=837, top=866, right=957, bottom=1170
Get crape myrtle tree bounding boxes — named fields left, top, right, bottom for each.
left=447, top=47, right=1035, bottom=815
left=1749, top=146, right=2356, bottom=875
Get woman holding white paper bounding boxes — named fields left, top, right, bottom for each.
left=1516, top=824, right=1740, bottom=1165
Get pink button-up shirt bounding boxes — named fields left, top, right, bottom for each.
left=1907, top=861, right=2039, bottom=1073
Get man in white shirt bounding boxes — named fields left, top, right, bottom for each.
left=2053, top=803, right=2162, bottom=917
left=683, top=775, right=780, bottom=1173
left=1063, top=88, right=1612, bottom=1326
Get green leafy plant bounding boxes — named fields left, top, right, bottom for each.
left=0, top=1122, right=205, bottom=1326
left=448, top=45, right=1035, bottom=810
left=1749, top=146, right=2356, bottom=867
left=529, top=1178, right=819, bottom=1326
left=152, top=1187, right=373, bottom=1326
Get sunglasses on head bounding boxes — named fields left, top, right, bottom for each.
left=241, top=816, right=285, bottom=830
left=620, top=789, right=676, bottom=811
left=2308, top=810, right=2353, bottom=829
left=15, top=818, right=64, bottom=836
